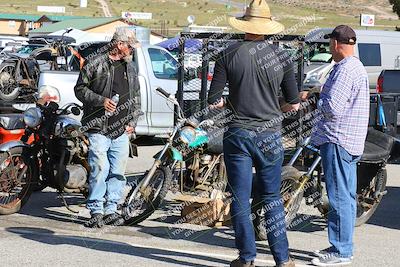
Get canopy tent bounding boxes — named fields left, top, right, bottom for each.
left=157, top=36, right=202, bottom=53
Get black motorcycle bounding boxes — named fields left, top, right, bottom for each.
left=279, top=127, right=393, bottom=227
left=0, top=28, right=73, bottom=101
left=0, top=85, right=89, bottom=214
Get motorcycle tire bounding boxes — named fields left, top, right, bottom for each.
left=280, top=166, right=304, bottom=226
left=123, top=166, right=172, bottom=225
left=0, top=62, right=20, bottom=101
left=355, top=168, right=387, bottom=226
left=0, top=147, right=36, bottom=215
left=253, top=165, right=304, bottom=240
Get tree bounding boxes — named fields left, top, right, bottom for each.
left=389, top=0, right=400, bottom=18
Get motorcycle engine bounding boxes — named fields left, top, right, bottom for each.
left=64, top=164, right=87, bottom=190
left=200, top=154, right=212, bottom=165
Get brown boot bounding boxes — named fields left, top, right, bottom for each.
left=230, top=257, right=255, bottom=267
left=276, top=258, right=295, bottom=267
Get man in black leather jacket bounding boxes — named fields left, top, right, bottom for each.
left=74, top=28, right=141, bottom=228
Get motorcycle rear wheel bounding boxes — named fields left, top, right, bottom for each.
left=0, top=62, right=20, bottom=101
left=0, top=147, right=36, bottom=215
left=123, top=166, right=172, bottom=225
left=355, top=168, right=387, bottom=226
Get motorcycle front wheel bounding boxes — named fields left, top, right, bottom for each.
left=123, top=166, right=172, bottom=225
left=253, top=166, right=304, bottom=240
left=0, top=146, right=36, bottom=215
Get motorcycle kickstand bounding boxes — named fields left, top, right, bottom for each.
left=58, top=192, right=80, bottom=214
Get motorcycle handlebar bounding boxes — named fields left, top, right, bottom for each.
left=57, top=103, right=83, bottom=115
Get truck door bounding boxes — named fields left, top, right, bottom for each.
left=144, top=47, right=178, bottom=130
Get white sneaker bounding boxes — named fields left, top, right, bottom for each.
left=313, top=247, right=354, bottom=260
left=311, top=253, right=352, bottom=266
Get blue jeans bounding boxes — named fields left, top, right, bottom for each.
left=320, top=143, right=360, bottom=258
left=223, top=127, right=290, bottom=264
left=87, top=133, right=129, bottom=215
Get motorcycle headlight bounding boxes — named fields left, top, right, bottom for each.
left=23, top=107, right=42, bottom=128
left=38, top=85, right=61, bottom=103
left=179, top=127, right=196, bottom=144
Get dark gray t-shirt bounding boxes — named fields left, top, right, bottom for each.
left=208, top=41, right=300, bottom=131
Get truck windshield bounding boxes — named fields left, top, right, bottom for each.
left=306, top=43, right=332, bottom=63
left=17, top=45, right=43, bottom=54
left=148, top=48, right=178, bottom=80
left=310, top=53, right=332, bottom=63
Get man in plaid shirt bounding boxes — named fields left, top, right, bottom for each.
left=311, top=25, right=369, bottom=266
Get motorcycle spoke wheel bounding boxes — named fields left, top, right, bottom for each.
left=0, top=148, right=35, bottom=214
left=355, top=169, right=387, bottom=226
left=127, top=171, right=164, bottom=217
left=123, top=166, right=172, bottom=225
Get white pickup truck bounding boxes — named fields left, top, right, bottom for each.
left=15, top=42, right=179, bottom=136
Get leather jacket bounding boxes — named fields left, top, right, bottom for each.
left=74, top=52, right=141, bottom=132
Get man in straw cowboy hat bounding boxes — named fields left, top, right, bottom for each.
left=208, top=1, right=300, bottom=266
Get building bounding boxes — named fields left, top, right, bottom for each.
left=30, top=17, right=167, bottom=45
left=0, top=13, right=85, bottom=36
left=29, top=17, right=133, bottom=38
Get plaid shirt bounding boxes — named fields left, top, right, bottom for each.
left=312, top=56, right=370, bottom=156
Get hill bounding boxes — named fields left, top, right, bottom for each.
left=2, top=0, right=400, bottom=36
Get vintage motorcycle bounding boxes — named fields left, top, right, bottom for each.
left=0, top=29, right=73, bottom=101
left=123, top=87, right=227, bottom=225
left=0, top=113, right=34, bottom=145
left=0, top=53, right=40, bottom=101
left=279, top=128, right=393, bottom=227
left=253, top=93, right=395, bottom=240
left=0, top=85, right=89, bottom=214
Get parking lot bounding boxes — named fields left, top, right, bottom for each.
left=0, top=143, right=399, bottom=267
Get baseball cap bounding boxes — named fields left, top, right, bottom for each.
left=112, top=27, right=140, bottom=48
left=324, top=25, right=357, bottom=45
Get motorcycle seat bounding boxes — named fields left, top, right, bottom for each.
left=0, top=114, right=25, bottom=130
left=361, top=128, right=394, bottom=162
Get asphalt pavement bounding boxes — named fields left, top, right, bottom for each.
left=0, top=142, right=399, bottom=267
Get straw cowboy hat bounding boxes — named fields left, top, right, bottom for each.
left=229, top=0, right=284, bottom=35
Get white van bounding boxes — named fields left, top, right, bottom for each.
left=304, top=28, right=400, bottom=91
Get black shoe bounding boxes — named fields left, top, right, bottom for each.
left=230, top=258, right=255, bottom=267
left=276, top=258, right=295, bottom=267
left=103, top=213, right=125, bottom=226
left=84, top=213, right=104, bottom=228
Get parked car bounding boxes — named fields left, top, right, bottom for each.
left=304, top=28, right=400, bottom=91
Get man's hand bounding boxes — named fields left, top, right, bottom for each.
left=125, top=125, right=135, bottom=134
left=209, top=97, right=225, bottom=109
left=104, top=98, right=117, bottom=113
left=299, top=91, right=309, bottom=101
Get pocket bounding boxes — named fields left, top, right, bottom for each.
left=254, top=131, right=283, bottom=162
